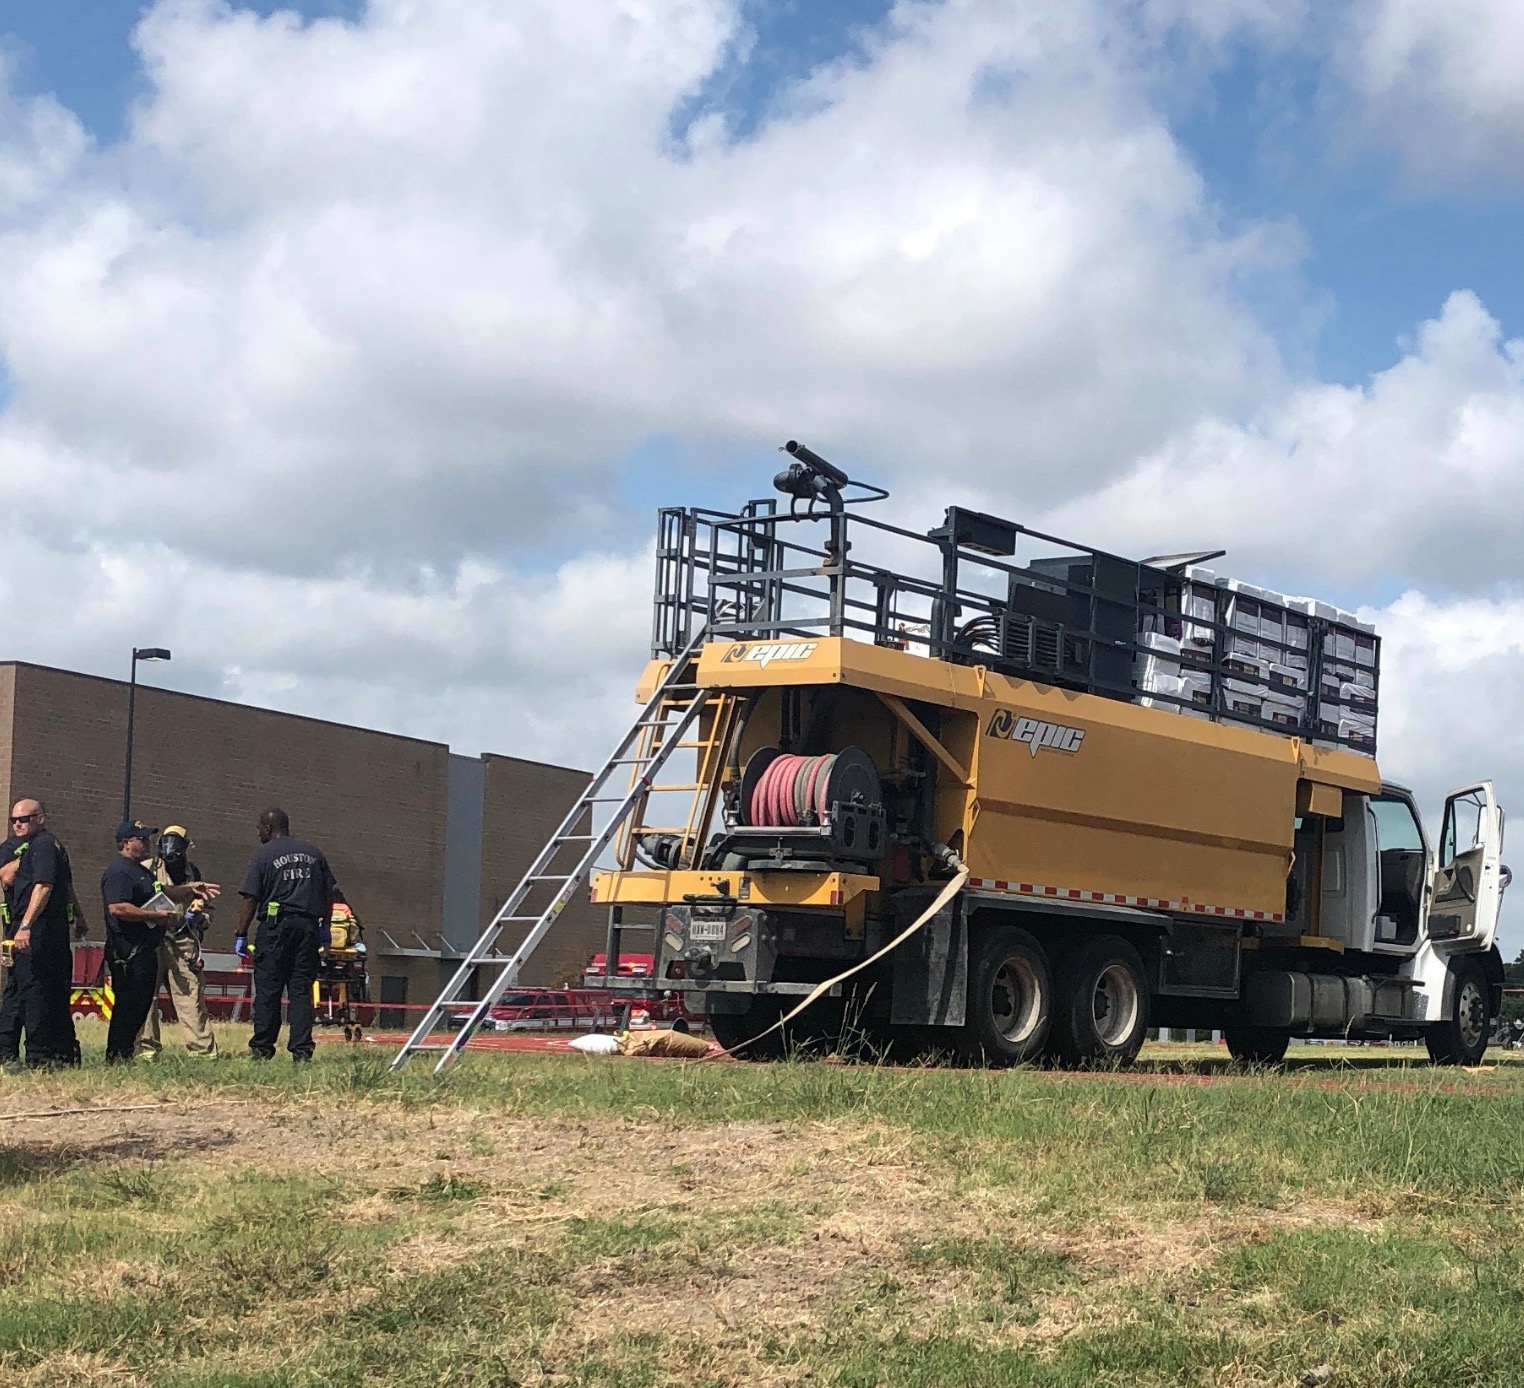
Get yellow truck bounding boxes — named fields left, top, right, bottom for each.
left=396, top=443, right=1509, bottom=1074
left=587, top=444, right=1509, bottom=1066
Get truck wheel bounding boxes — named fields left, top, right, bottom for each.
left=1224, top=1024, right=1290, bottom=1066
left=1426, top=956, right=1489, bottom=1066
left=1051, top=935, right=1149, bottom=1067
left=708, top=1002, right=788, bottom=1059
left=960, top=926, right=1052, bottom=1066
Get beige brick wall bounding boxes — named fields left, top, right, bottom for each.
left=479, top=754, right=604, bottom=988
left=4, top=662, right=450, bottom=958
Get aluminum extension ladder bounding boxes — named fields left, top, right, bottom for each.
left=390, top=631, right=713, bottom=1073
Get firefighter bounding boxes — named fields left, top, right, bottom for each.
left=0, top=829, right=27, bottom=1068
left=236, top=807, right=337, bottom=1062
left=101, top=821, right=221, bottom=1064
left=135, top=824, right=218, bottom=1059
left=4, top=799, right=83, bottom=1070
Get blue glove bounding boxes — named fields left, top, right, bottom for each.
left=318, top=923, right=332, bottom=952
left=234, top=933, right=247, bottom=957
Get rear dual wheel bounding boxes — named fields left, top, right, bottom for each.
left=961, top=926, right=1053, bottom=1065
left=1049, top=935, right=1150, bottom=1067
left=962, top=928, right=1150, bottom=1068
left=708, top=1000, right=788, bottom=1059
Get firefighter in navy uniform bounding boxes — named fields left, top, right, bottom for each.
left=236, top=808, right=338, bottom=1062
left=5, top=799, right=84, bottom=1070
left=100, top=821, right=222, bottom=1064
left=0, top=831, right=28, bottom=1068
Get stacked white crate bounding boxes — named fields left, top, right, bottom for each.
left=1287, top=596, right=1378, bottom=752
left=1134, top=630, right=1183, bottom=709
left=1227, top=580, right=1314, bottom=731
left=1222, top=579, right=1273, bottom=723
left=1176, top=565, right=1218, bottom=713
left=1133, top=567, right=1378, bottom=753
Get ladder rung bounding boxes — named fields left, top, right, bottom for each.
left=395, top=631, right=712, bottom=1075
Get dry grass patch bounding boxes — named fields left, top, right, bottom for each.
left=2, top=1043, right=1524, bottom=1385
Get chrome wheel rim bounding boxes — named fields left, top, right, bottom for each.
left=1092, top=963, right=1141, bottom=1048
left=991, top=956, right=1043, bottom=1045
left=1457, top=979, right=1486, bottom=1051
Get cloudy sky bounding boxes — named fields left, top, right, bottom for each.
left=2, top=0, right=1522, bottom=944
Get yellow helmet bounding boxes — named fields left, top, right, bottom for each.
left=159, top=825, right=192, bottom=859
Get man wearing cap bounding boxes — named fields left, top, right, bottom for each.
left=135, top=825, right=219, bottom=1059
left=236, top=807, right=337, bottom=1062
left=101, top=820, right=221, bottom=1064
left=3, top=799, right=84, bottom=1070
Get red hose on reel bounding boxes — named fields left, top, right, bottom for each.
left=749, top=752, right=838, bottom=827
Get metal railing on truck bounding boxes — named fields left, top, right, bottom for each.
left=650, top=448, right=1379, bottom=753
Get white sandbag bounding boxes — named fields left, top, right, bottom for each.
left=569, top=1033, right=621, bottom=1055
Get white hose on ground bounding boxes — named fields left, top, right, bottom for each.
left=716, top=862, right=971, bottom=1058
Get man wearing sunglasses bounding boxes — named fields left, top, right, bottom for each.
left=2, top=799, right=81, bottom=1070
left=0, top=825, right=29, bottom=1067
left=101, top=820, right=222, bottom=1064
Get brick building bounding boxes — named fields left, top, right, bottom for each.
left=0, top=661, right=606, bottom=1018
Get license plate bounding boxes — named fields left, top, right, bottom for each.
left=689, top=920, right=727, bottom=942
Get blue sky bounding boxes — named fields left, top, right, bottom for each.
left=4, top=0, right=1519, bottom=393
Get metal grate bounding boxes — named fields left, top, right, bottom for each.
left=1158, top=922, right=1242, bottom=996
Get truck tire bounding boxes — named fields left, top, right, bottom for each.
left=1426, top=955, right=1490, bottom=1066
left=960, top=925, right=1053, bottom=1066
left=1050, top=935, right=1149, bottom=1067
left=708, top=1001, right=788, bottom=1059
left=1224, top=1023, right=1290, bottom=1067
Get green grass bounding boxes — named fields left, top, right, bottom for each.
left=2, top=1026, right=1524, bottom=1385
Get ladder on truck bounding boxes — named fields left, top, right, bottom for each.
left=391, top=631, right=714, bottom=1073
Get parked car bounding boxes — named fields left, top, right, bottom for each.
left=582, top=954, right=702, bottom=1031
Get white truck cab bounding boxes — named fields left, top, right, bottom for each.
left=1269, top=780, right=1508, bottom=1064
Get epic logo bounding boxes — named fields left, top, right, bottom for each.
left=721, top=641, right=819, bottom=669
left=987, top=710, right=1086, bottom=758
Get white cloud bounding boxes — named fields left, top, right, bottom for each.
left=0, top=0, right=1295, bottom=562
left=1373, top=591, right=1524, bottom=804
left=1037, top=290, right=1524, bottom=595
left=1339, top=0, right=1524, bottom=183
left=0, top=0, right=1308, bottom=765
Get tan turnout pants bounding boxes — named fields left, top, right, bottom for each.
left=136, top=931, right=217, bottom=1056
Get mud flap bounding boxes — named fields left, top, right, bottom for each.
left=890, top=893, right=967, bottom=1027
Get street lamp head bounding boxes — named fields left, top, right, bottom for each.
left=134, top=647, right=172, bottom=662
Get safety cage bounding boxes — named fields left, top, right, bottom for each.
left=650, top=443, right=1381, bottom=753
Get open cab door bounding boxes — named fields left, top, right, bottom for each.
left=1428, top=782, right=1506, bottom=949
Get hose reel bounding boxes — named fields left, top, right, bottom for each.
left=734, top=745, right=885, bottom=864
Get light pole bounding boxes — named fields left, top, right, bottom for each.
left=123, top=647, right=172, bottom=819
